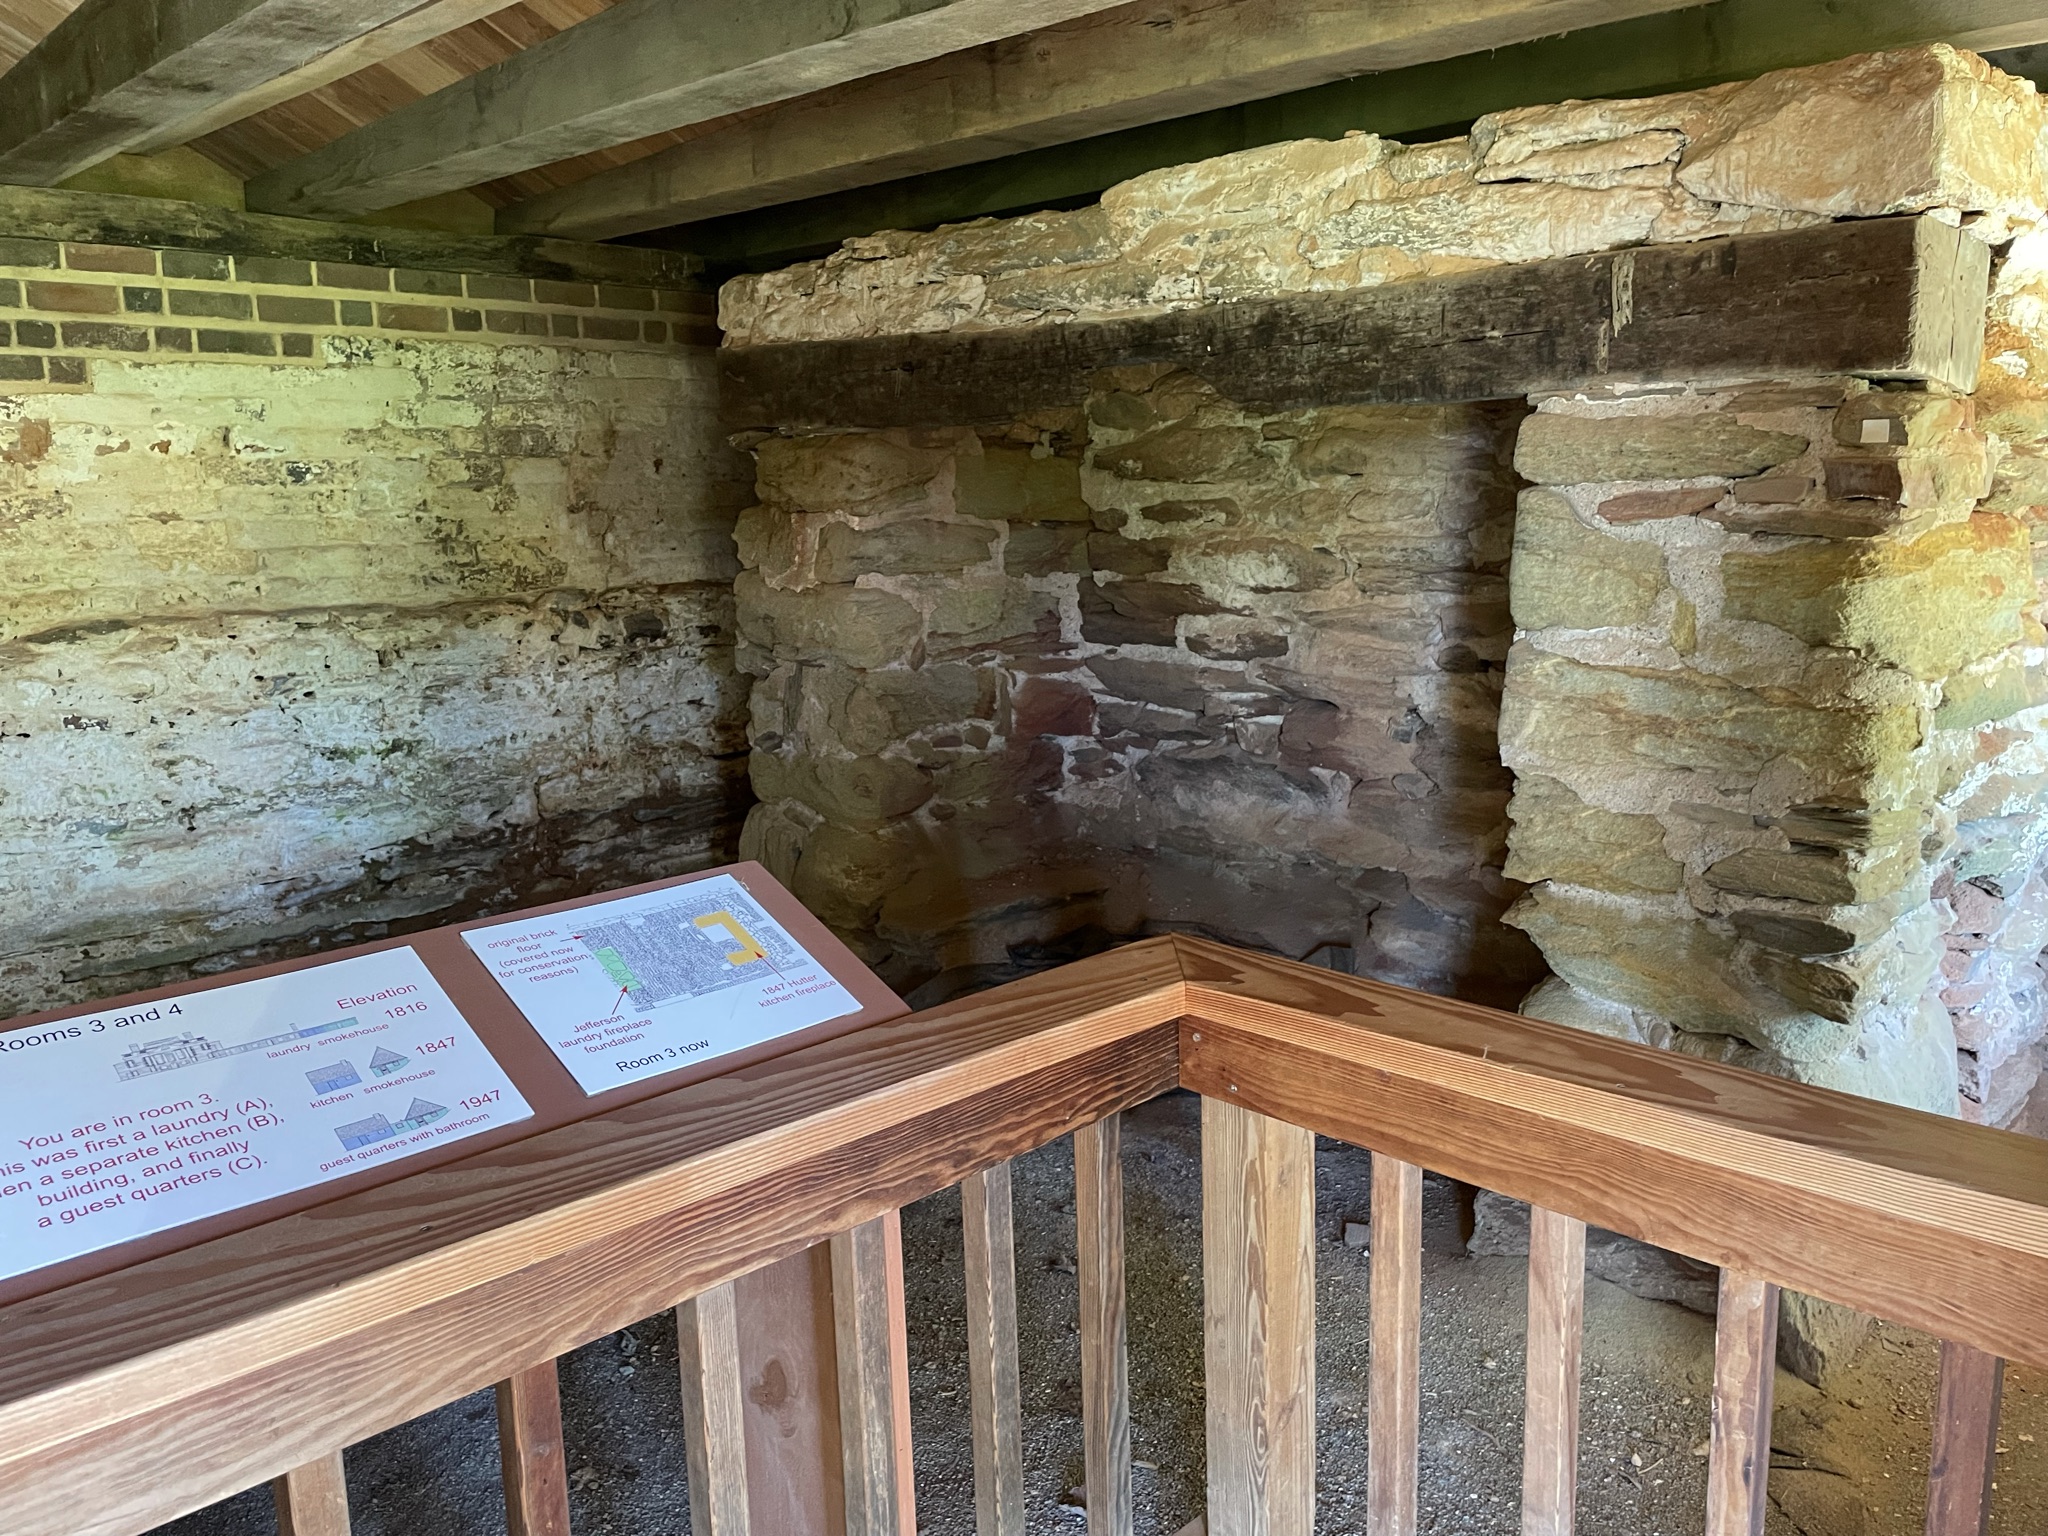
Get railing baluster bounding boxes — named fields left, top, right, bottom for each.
left=1520, top=1207, right=1586, bottom=1536
left=1706, top=1272, right=1779, bottom=1536
left=1368, top=1154, right=1422, bottom=1536
left=832, top=1210, right=917, bottom=1536
left=1928, top=1340, right=2005, bottom=1536
left=272, top=1450, right=350, bottom=1536
left=1076, top=1113, right=1135, bottom=1536
left=1202, top=1094, right=1316, bottom=1536
left=963, top=1161, right=1027, bottom=1536
left=677, top=1281, right=751, bottom=1536
left=498, top=1360, right=573, bottom=1536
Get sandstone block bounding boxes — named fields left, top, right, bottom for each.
left=791, top=821, right=918, bottom=929
left=1004, top=522, right=1089, bottom=575
left=1079, top=579, right=1223, bottom=645
left=1096, top=422, right=1260, bottom=483
left=1676, top=47, right=2048, bottom=220
left=814, top=519, right=997, bottom=581
left=756, top=431, right=948, bottom=511
left=1720, top=514, right=2030, bottom=681
left=955, top=444, right=1090, bottom=521
left=1505, top=772, right=1683, bottom=893
left=1515, top=412, right=1808, bottom=485
left=1510, top=489, right=1665, bottom=630
left=1703, top=847, right=1860, bottom=905
left=1011, top=676, right=1097, bottom=738
left=1175, top=536, right=1346, bottom=594
left=1597, top=487, right=1724, bottom=523
left=736, top=570, right=921, bottom=669
left=1086, top=531, right=1173, bottom=577
left=753, top=750, right=932, bottom=826
left=1500, top=647, right=1925, bottom=810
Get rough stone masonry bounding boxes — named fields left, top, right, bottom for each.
left=723, top=45, right=2048, bottom=1130
left=0, top=221, right=752, bottom=1017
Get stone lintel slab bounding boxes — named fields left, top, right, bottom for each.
left=721, top=214, right=1987, bottom=430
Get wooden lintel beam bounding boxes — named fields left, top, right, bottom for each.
left=720, top=215, right=1990, bottom=431
left=501, top=0, right=1716, bottom=241
left=0, top=0, right=467, bottom=186
left=244, top=0, right=1147, bottom=221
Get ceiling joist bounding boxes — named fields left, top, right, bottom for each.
left=496, top=0, right=1721, bottom=241
left=0, top=0, right=511, bottom=185
left=243, top=0, right=1153, bottom=221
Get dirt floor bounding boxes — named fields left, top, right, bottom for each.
left=152, top=1090, right=2045, bottom=1536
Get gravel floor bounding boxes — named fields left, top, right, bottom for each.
left=150, top=1090, right=2045, bottom=1536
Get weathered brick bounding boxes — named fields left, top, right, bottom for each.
left=258, top=295, right=336, bottom=325
left=46, top=357, right=86, bottom=384
left=235, top=257, right=312, bottom=285
left=643, top=321, right=668, bottom=344
left=551, top=314, right=580, bottom=337
left=122, top=286, right=164, bottom=313
left=0, top=355, right=43, bottom=380
left=316, top=262, right=391, bottom=291
left=466, top=275, right=532, bottom=301
left=170, top=288, right=254, bottom=320
left=60, top=321, right=150, bottom=351
left=0, top=238, right=59, bottom=268
left=154, top=327, right=193, bottom=351
left=15, top=320, right=54, bottom=347
left=582, top=315, right=639, bottom=341
left=451, top=308, right=484, bottom=332
left=197, top=329, right=277, bottom=356
left=281, top=332, right=315, bottom=357
left=394, top=269, right=463, bottom=296
left=63, top=243, right=155, bottom=274
left=27, top=282, right=119, bottom=314
left=536, top=280, right=597, bottom=307
left=161, top=249, right=231, bottom=281
left=486, top=309, right=549, bottom=336
left=339, top=300, right=375, bottom=326
left=0, top=279, right=17, bottom=306
left=599, top=284, right=656, bottom=310
left=378, top=304, right=449, bottom=332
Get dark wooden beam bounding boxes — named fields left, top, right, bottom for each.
left=720, top=216, right=1989, bottom=430
left=0, top=0, right=472, bottom=186
left=662, top=0, right=2048, bottom=273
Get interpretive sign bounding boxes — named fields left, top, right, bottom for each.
left=0, top=948, right=529, bottom=1282
left=462, top=871, right=864, bottom=1093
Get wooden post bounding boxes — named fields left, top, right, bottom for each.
left=677, top=1282, right=751, bottom=1536
left=962, top=1161, right=1027, bottom=1536
left=498, top=1361, right=573, bottom=1536
left=1076, top=1114, right=1134, bottom=1536
left=832, top=1211, right=917, bottom=1536
left=1521, top=1207, right=1585, bottom=1536
left=1368, top=1154, right=1422, bottom=1536
left=272, top=1451, right=350, bottom=1536
left=1706, top=1272, right=1779, bottom=1536
left=1927, top=1340, right=2004, bottom=1536
left=1202, top=1094, right=1316, bottom=1536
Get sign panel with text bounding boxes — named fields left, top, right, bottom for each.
left=0, top=948, right=530, bottom=1282
left=462, top=871, right=863, bottom=1093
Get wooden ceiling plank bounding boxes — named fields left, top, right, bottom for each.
left=244, top=0, right=1163, bottom=219
left=120, top=0, right=533, bottom=156
left=496, top=0, right=1719, bottom=241
left=0, top=0, right=499, bottom=185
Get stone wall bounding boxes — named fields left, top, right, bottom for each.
left=722, top=43, right=2048, bottom=1126
left=0, top=225, right=751, bottom=1017
left=735, top=385, right=1541, bottom=1006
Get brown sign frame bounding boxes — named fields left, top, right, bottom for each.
left=0, top=862, right=905, bottom=1305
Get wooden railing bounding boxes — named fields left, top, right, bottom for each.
left=2, top=934, right=2045, bottom=1536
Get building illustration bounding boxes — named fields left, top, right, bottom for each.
left=332, top=1099, right=448, bottom=1151
left=114, top=1016, right=359, bottom=1081
left=574, top=889, right=798, bottom=1014
left=369, top=1046, right=409, bottom=1076
left=305, top=1060, right=360, bottom=1095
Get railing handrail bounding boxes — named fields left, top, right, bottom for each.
left=3, top=934, right=2046, bottom=1536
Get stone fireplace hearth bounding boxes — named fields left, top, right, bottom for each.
left=721, top=44, right=2048, bottom=1133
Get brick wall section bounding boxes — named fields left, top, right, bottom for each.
left=734, top=373, right=1545, bottom=1007
left=0, top=237, right=717, bottom=389
left=0, top=231, right=749, bottom=1017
